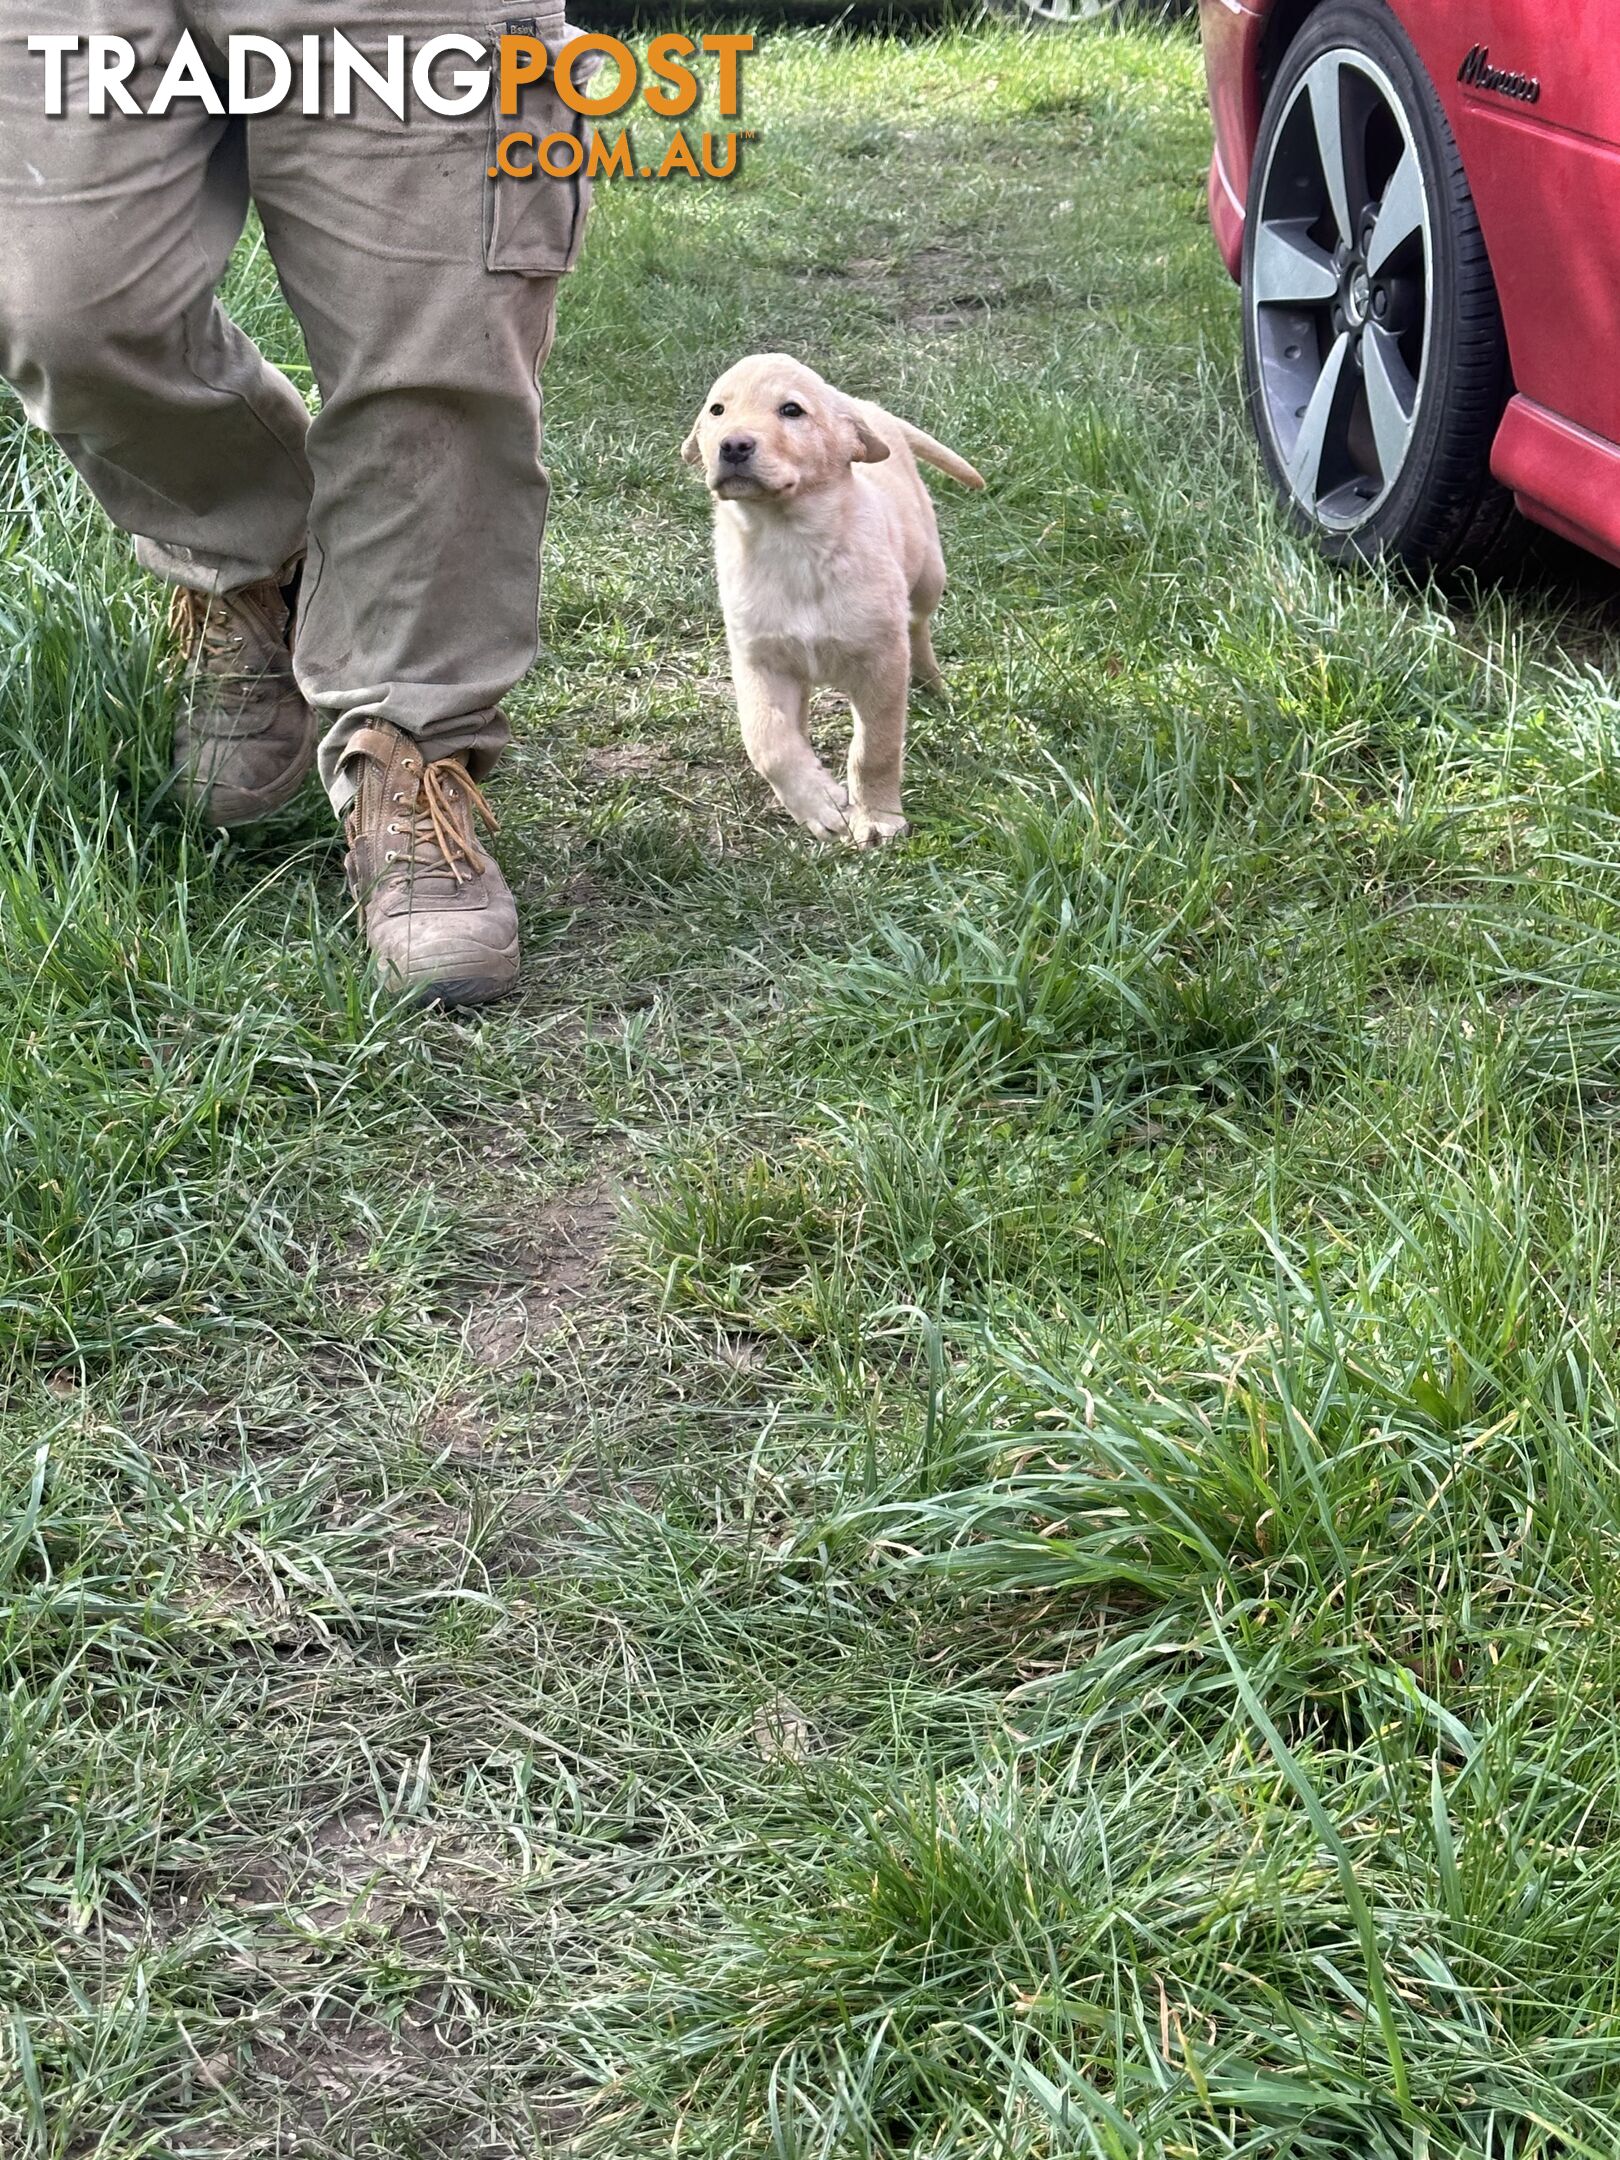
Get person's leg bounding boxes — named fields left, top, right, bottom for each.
left=0, top=4, right=313, bottom=595
left=0, top=5, right=320, bottom=822
left=219, top=1, right=589, bottom=999
left=228, top=2, right=583, bottom=807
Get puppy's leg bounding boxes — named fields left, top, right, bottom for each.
left=734, top=659, right=849, bottom=838
left=909, top=617, right=944, bottom=692
left=909, top=549, right=947, bottom=692
left=845, top=640, right=911, bottom=848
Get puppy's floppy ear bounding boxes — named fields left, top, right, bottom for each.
left=846, top=403, right=891, bottom=466
left=680, top=420, right=704, bottom=467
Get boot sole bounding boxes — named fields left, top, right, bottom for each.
left=414, top=971, right=520, bottom=1011
left=391, top=942, right=522, bottom=1012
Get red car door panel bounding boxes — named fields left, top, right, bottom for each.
left=1399, top=0, right=1620, bottom=444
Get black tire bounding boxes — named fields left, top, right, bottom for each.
left=1241, top=0, right=1518, bottom=576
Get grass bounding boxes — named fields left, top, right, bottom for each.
left=7, top=13, right=1620, bottom=2157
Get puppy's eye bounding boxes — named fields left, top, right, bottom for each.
left=709, top=402, right=725, bottom=416
left=779, top=401, right=805, bottom=419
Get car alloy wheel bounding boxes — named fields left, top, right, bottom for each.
left=1250, top=49, right=1431, bottom=532
left=1240, top=0, right=1516, bottom=575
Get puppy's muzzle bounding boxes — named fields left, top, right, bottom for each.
left=711, top=432, right=770, bottom=497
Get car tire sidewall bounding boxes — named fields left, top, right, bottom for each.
left=1241, top=0, right=1494, bottom=566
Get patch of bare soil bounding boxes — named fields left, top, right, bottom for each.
left=147, top=1806, right=566, bottom=2153
left=421, top=1388, right=493, bottom=1461
left=234, top=1800, right=509, bottom=1937
left=179, top=1545, right=331, bottom=1652
left=805, top=242, right=1010, bottom=332
left=579, top=742, right=669, bottom=781
left=210, top=1991, right=564, bottom=2158
left=463, top=1180, right=623, bottom=1368
left=752, top=1691, right=816, bottom=1765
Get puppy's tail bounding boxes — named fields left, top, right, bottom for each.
left=898, top=419, right=986, bottom=491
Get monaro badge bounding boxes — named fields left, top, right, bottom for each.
left=1458, top=44, right=1541, bottom=105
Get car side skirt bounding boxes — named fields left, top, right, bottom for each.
left=1492, top=397, right=1620, bottom=573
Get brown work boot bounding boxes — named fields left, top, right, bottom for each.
left=169, top=575, right=317, bottom=825
left=340, top=722, right=519, bottom=1008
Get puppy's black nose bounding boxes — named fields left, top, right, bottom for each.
left=719, top=434, right=755, bottom=466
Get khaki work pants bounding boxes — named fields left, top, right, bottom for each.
left=0, top=4, right=589, bottom=806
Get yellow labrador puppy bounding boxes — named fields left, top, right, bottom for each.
left=682, top=354, right=984, bottom=846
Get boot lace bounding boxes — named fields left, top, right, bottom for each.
left=389, top=757, right=500, bottom=886
left=168, top=586, right=251, bottom=676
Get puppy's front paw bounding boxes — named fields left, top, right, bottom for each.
left=778, top=771, right=851, bottom=839
left=848, top=807, right=909, bottom=849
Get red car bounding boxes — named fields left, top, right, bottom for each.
left=1201, top=0, right=1620, bottom=576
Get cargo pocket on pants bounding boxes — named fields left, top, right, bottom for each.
left=483, top=11, right=594, bottom=274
